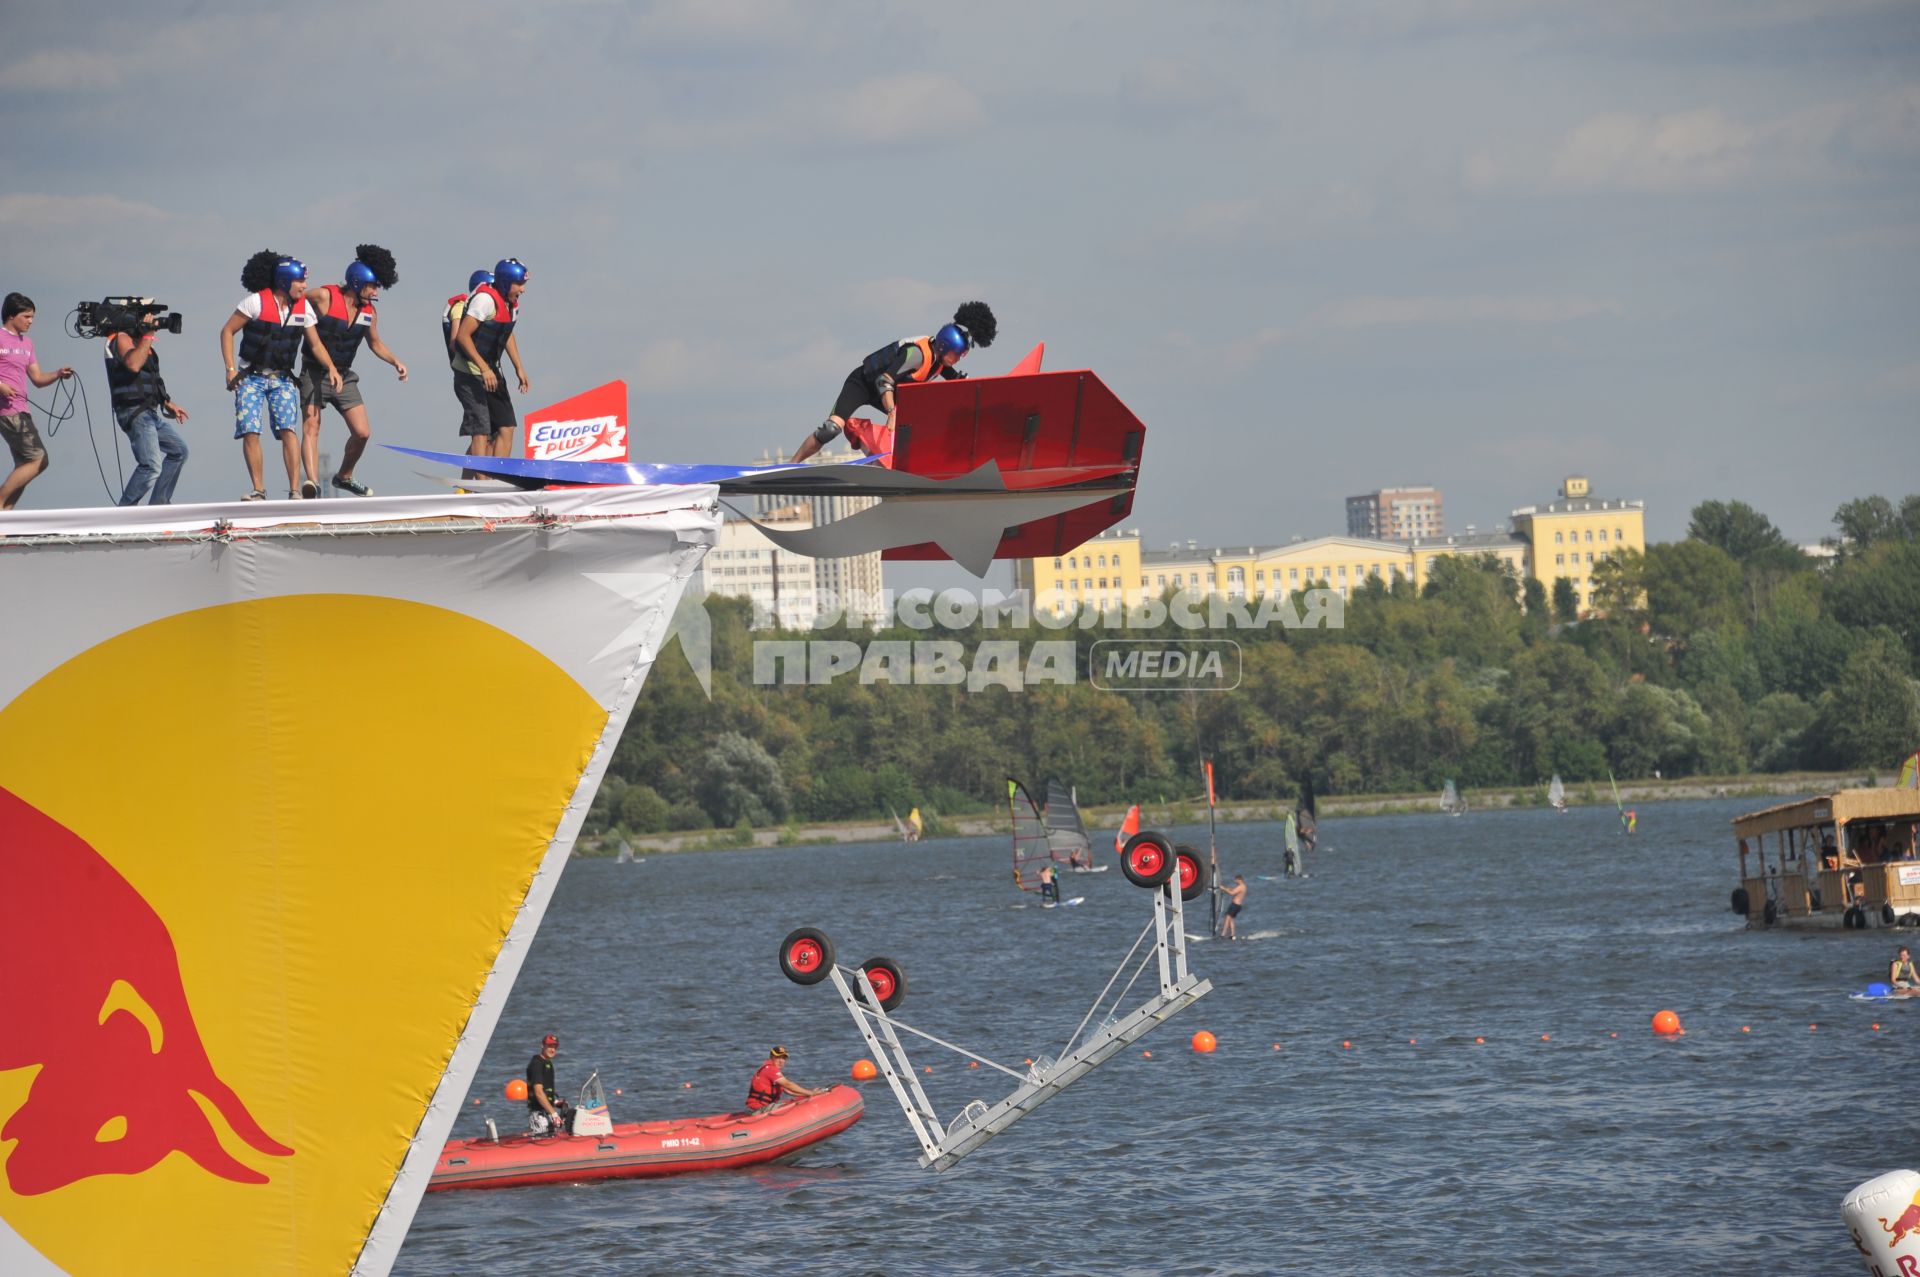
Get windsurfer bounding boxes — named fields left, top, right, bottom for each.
left=1220, top=875, right=1246, bottom=939
left=1038, top=862, right=1060, bottom=905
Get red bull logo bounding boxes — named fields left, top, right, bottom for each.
left=0, top=784, right=292, bottom=1194
left=1883, top=1189, right=1920, bottom=1247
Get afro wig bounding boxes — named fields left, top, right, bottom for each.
left=953, top=300, right=996, bottom=348
left=354, top=243, right=399, bottom=289
left=240, top=249, right=289, bottom=293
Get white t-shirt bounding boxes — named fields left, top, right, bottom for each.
left=233, top=292, right=317, bottom=326
left=462, top=290, right=498, bottom=326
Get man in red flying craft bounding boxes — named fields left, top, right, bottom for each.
left=789, top=301, right=996, bottom=462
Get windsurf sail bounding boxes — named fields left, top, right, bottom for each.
left=1204, top=760, right=1222, bottom=933
left=615, top=838, right=635, bottom=864
left=1901, top=751, right=1919, bottom=789
left=890, top=806, right=912, bottom=842
left=1297, top=776, right=1317, bottom=852
left=1548, top=775, right=1566, bottom=811
left=1044, top=780, right=1092, bottom=863
left=1440, top=779, right=1461, bottom=815
left=1008, top=779, right=1053, bottom=893
left=1284, top=812, right=1300, bottom=856
left=1114, top=803, right=1141, bottom=855
left=908, top=807, right=924, bottom=840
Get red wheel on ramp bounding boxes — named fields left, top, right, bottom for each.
left=779, top=927, right=835, bottom=985
left=1120, top=832, right=1176, bottom=889
left=858, top=957, right=907, bottom=1012
left=1173, top=845, right=1207, bottom=902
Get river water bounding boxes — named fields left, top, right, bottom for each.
left=397, top=798, right=1911, bottom=1276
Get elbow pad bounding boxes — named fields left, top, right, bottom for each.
left=812, top=418, right=844, bottom=445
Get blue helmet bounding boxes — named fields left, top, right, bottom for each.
left=494, top=258, right=528, bottom=288
left=931, top=322, right=971, bottom=360
left=468, top=269, right=495, bottom=292
left=344, top=260, right=379, bottom=292
left=274, top=257, right=308, bottom=291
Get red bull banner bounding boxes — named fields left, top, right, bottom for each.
left=522, top=379, right=629, bottom=463
left=0, top=486, right=718, bottom=1276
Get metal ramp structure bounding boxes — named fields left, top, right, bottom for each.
left=777, top=832, right=1211, bottom=1171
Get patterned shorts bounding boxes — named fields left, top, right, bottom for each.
left=233, top=373, right=301, bottom=439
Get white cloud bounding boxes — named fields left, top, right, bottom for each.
left=0, top=193, right=171, bottom=231
left=630, top=335, right=849, bottom=396
left=0, top=47, right=137, bottom=92
left=1548, top=85, right=1920, bottom=192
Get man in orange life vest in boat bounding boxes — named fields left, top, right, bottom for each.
left=789, top=301, right=996, bottom=462
left=745, top=1045, right=826, bottom=1111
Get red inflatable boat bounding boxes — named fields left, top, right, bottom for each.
left=428, top=1085, right=864, bottom=1191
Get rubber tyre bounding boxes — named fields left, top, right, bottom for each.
left=1119, top=832, right=1177, bottom=888
left=1762, top=899, right=1778, bottom=927
left=1173, top=845, right=1207, bottom=902
left=1844, top=906, right=1864, bottom=930
left=858, top=957, right=907, bottom=1012
left=779, top=927, right=835, bottom=985
left=1730, top=887, right=1749, bottom=917
left=1883, top=904, right=1897, bottom=927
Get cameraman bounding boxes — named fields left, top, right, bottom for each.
left=105, top=320, right=191, bottom=506
left=0, top=293, right=75, bottom=511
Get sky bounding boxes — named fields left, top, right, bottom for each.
left=2, top=0, right=1915, bottom=591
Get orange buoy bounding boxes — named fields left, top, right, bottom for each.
left=1474, top=1037, right=1484, bottom=1045
left=969, top=1061, right=979, bottom=1068
left=682, top=1081, right=693, bottom=1088
left=1651, top=1009, right=1682, bottom=1036
left=1809, top=1023, right=1818, bottom=1032
left=1341, top=1040, right=1351, bottom=1049
left=1141, top=1050, right=1152, bottom=1058
left=505, top=1078, right=528, bottom=1102
left=1609, top=1032, right=1618, bottom=1039
left=923, top=1066, right=933, bottom=1074
left=1272, top=1043, right=1282, bottom=1050
left=851, top=1059, right=878, bottom=1081
left=1191, top=1030, right=1217, bottom=1053
left=1741, top=1026, right=1750, bottom=1033
left=1408, top=1038, right=1417, bottom=1046
left=1872, top=1023, right=1881, bottom=1031
left=1540, top=1034, right=1550, bottom=1041
left=472, top=1098, right=481, bottom=1105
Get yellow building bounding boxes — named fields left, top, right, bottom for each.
left=1509, top=475, right=1646, bottom=611
left=1016, top=474, right=1642, bottom=615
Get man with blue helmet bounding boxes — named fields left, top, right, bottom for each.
left=219, top=250, right=340, bottom=501
left=443, top=270, right=493, bottom=355
left=451, top=258, right=530, bottom=467
left=299, top=245, right=407, bottom=498
left=791, top=301, right=995, bottom=462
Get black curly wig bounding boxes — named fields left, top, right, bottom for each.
left=953, top=300, right=996, bottom=348
left=240, top=249, right=289, bottom=293
left=354, top=243, right=399, bottom=288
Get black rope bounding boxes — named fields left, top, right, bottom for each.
left=25, top=372, right=122, bottom=502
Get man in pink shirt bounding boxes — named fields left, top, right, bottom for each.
left=0, top=293, right=76, bottom=511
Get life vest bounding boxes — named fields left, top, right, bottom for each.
left=308, top=285, right=374, bottom=373
left=1895, top=958, right=1918, bottom=983
left=465, top=282, right=517, bottom=368
left=860, top=336, right=940, bottom=387
left=103, top=340, right=168, bottom=416
left=745, top=1060, right=784, bottom=1110
left=442, top=293, right=468, bottom=351
left=236, top=290, right=311, bottom=374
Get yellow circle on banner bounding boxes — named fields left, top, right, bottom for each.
left=0, top=595, right=601, bottom=1276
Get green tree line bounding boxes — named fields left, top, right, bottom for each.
left=586, top=494, right=1920, bottom=836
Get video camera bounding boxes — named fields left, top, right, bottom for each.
left=72, top=297, right=184, bottom=340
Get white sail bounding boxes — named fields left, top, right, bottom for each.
left=1440, top=779, right=1461, bottom=814
left=1548, top=775, right=1566, bottom=810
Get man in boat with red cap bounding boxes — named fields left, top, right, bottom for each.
left=745, top=1045, right=826, bottom=1112
left=527, top=1033, right=572, bottom=1136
